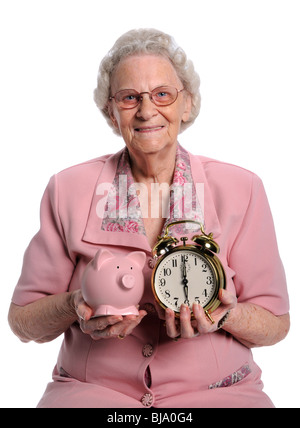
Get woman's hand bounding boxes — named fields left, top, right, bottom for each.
left=165, top=289, right=237, bottom=339
left=72, top=290, right=147, bottom=340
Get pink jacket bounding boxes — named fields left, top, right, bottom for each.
left=12, top=145, right=289, bottom=408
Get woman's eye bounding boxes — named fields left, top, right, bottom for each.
left=157, top=92, right=167, bottom=97
left=124, top=95, right=137, bottom=101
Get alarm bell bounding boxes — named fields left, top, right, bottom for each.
left=192, top=234, right=220, bottom=254
left=152, top=235, right=178, bottom=258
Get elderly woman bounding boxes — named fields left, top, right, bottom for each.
left=8, top=28, right=289, bottom=408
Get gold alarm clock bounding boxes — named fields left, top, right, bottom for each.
left=151, top=220, right=226, bottom=322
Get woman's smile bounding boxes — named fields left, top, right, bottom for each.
left=134, top=125, right=165, bottom=133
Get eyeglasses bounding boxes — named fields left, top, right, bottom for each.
left=109, top=86, right=185, bottom=109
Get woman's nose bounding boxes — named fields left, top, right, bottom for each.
left=135, top=94, right=158, bottom=120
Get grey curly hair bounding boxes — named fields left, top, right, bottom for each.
left=94, top=28, right=201, bottom=134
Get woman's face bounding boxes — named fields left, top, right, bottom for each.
left=108, top=54, right=192, bottom=157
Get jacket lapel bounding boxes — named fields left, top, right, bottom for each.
left=82, top=148, right=151, bottom=252
left=189, top=152, right=221, bottom=239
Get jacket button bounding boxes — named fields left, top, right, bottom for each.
left=148, top=258, right=156, bottom=269
left=141, top=393, right=153, bottom=407
left=142, top=344, right=153, bottom=358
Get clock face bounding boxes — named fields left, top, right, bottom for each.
left=152, top=247, right=219, bottom=314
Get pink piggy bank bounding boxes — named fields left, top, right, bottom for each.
left=81, top=249, right=146, bottom=316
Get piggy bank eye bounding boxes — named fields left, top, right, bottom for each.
left=117, top=266, right=120, bottom=269
left=130, top=267, right=133, bottom=270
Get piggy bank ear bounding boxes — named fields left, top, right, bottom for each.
left=93, top=249, right=114, bottom=271
left=126, top=251, right=146, bottom=268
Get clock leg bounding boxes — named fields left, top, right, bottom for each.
left=205, top=310, right=215, bottom=324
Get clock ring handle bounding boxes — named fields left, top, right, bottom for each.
left=152, top=220, right=213, bottom=258
left=164, top=220, right=206, bottom=237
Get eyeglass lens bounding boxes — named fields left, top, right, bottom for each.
left=114, top=86, right=180, bottom=108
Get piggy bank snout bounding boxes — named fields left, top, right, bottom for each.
left=121, top=274, right=135, bottom=289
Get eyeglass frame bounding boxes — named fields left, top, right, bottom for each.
left=109, top=86, right=186, bottom=110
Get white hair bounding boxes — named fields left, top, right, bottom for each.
left=94, top=28, right=201, bottom=135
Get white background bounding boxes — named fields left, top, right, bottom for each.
left=1, top=0, right=299, bottom=408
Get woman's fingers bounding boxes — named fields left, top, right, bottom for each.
left=72, top=289, right=148, bottom=340
left=192, top=303, right=214, bottom=332
left=165, top=306, right=195, bottom=339
left=80, top=314, right=123, bottom=335
left=165, top=308, right=180, bottom=338
left=72, top=289, right=93, bottom=321
left=110, top=311, right=147, bottom=339
left=178, top=305, right=196, bottom=338
left=165, top=290, right=238, bottom=339
left=218, top=288, right=237, bottom=308
left=80, top=310, right=147, bottom=340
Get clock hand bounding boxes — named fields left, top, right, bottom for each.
left=182, top=256, right=188, bottom=281
left=183, top=284, right=189, bottom=302
left=182, top=257, right=189, bottom=304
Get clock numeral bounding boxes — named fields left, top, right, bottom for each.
left=195, top=297, right=200, bottom=304
left=165, top=290, right=171, bottom=298
left=181, top=254, right=188, bottom=263
left=202, top=289, right=208, bottom=298
left=160, top=278, right=166, bottom=287
left=206, top=276, right=213, bottom=285
left=173, top=297, right=179, bottom=307
left=172, top=259, right=178, bottom=267
left=163, top=268, right=172, bottom=276
left=202, top=263, right=208, bottom=272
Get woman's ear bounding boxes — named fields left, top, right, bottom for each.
left=182, top=92, right=192, bottom=123
left=107, top=103, right=119, bottom=130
